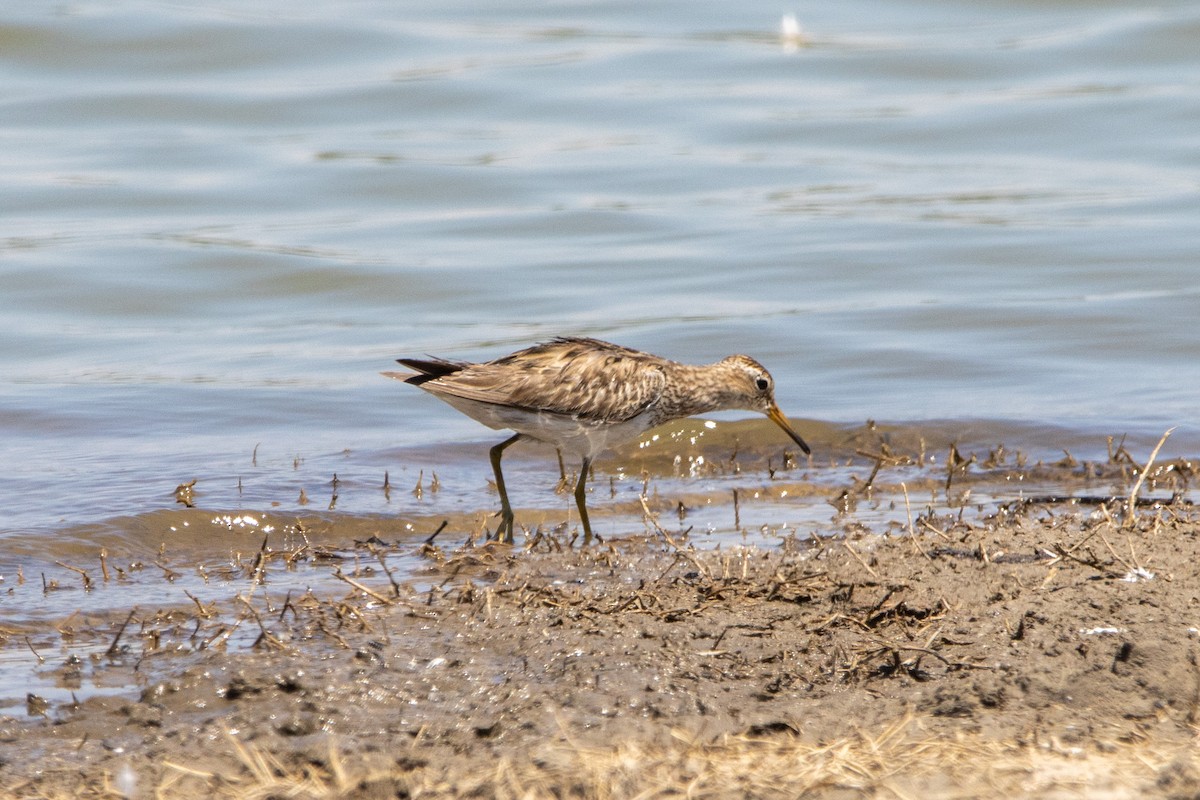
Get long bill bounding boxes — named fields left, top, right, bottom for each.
left=767, top=404, right=812, bottom=456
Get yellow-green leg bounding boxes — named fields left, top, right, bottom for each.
left=489, top=434, right=522, bottom=543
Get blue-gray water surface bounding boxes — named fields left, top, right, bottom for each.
left=2, top=0, right=1198, bottom=552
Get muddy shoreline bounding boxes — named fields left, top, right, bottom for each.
left=4, top=436, right=1200, bottom=798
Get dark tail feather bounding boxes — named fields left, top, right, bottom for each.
left=390, top=357, right=466, bottom=385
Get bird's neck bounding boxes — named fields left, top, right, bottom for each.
left=654, top=362, right=732, bottom=422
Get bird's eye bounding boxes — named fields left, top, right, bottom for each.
left=755, top=378, right=769, bottom=391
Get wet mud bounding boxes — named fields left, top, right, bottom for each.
left=3, top=429, right=1199, bottom=798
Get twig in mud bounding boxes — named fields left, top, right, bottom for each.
left=944, top=444, right=965, bottom=495
left=199, top=624, right=235, bottom=651
left=650, top=552, right=687, bottom=584
left=828, top=489, right=856, bottom=515
left=842, top=541, right=879, bottom=579
left=278, top=590, right=297, bottom=622
left=335, top=601, right=375, bottom=633
left=853, top=446, right=911, bottom=494
left=237, top=595, right=286, bottom=650
left=1094, top=525, right=1135, bottom=574
left=163, top=761, right=216, bottom=780
left=902, top=483, right=915, bottom=537
left=24, top=636, right=45, bottom=665
left=249, top=534, right=270, bottom=584
left=863, top=635, right=993, bottom=672
left=918, top=517, right=952, bottom=542
left=1050, top=542, right=1119, bottom=577
left=648, top=525, right=710, bottom=582
left=1125, top=427, right=1175, bottom=528
left=859, top=454, right=885, bottom=494
left=283, top=543, right=310, bottom=568
left=54, top=561, right=93, bottom=591
left=224, top=726, right=282, bottom=784
left=153, top=561, right=181, bottom=582
left=1108, top=434, right=1135, bottom=465
left=1124, top=532, right=1146, bottom=573
left=333, top=567, right=394, bottom=605
left=316, top=619, right=352, bottom=649
left=862, top=587, right=903, bottom=626
left=1055, top=503, right=1120, bottom=561
left=1056, top=449, right=1078, bottom=468
left=982, top=445, right=1007, bottom=469
left=106, top=608, right=138, bottom=656
left=711, top=625, right=733, bottom=650
left=604, top=590, right=660, bottom=616
left=99, top=550, right=110, bottom=582
left=424, top=520, right=448, bottom=545
left=372, top=546, right=403, bottom=597
left=639, top=495, right=678, bottom=546
left=174, top=479, right=196, bottom=507
left=813, top=611, right=870, bottom=634
left=328, top=473, right=340, bottom=510
left=184, top=590, right=215, bottom=619
left=900, top=483, right=932, bottom=561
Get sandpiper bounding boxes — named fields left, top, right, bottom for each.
left=384, top=337, right=811, bottom=543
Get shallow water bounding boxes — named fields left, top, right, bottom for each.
left=2, top=2, right=1199, bottom=564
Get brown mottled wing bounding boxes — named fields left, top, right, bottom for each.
left=409, top=338, right=668, bottom=423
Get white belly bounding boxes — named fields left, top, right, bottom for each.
left=432, top=393, right=656, bottom=459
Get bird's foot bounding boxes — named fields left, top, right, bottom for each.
left=492, top=511, right=516, bottom=544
